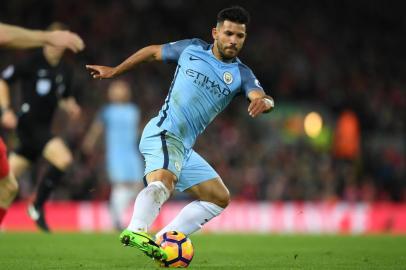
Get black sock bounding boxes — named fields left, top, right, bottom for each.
left=34, top=165, right=64, bottom=209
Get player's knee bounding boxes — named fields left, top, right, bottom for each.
left=54, top=154, right=73, bottom=171
left=159, top=177, right=176, bottom=193
left=146, top=169, right=177, bottom=193
left=146, top=181, right=171, bottom=203
left=0, top=175, right=19, bottom=207
left=63, top=153, right=73, bottom=168
left=214, top=189, right=230, bottom=209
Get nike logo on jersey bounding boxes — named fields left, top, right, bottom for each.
left=189, top=55, right=202, bottom=61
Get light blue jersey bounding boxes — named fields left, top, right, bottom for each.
left=100, top=103, right=143, bottom=182
left=156, top=38, right=263, bottom=149
left=140, top=38, right=264, bottom=191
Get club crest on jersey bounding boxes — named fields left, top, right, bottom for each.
left=223, top=72, right=233, bottom=85
left=36, top=79, right=51, bottom=96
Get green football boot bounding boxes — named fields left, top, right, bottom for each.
left=120, top=229, right=168, bottom=261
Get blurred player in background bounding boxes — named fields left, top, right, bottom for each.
left=0, top=22, right=84, bottom=226
left=86, top=6, right=273, bottom=261
left=83, top=80, right=143, bottom=230
left=0, top=22, right=82, bottom=232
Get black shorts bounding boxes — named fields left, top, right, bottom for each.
left=15, top=124, right=52, bottom=162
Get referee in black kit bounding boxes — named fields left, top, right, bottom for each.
left=0, top=22, right=81, bottom=232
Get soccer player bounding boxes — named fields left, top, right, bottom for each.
left=83, top=80, right=143, bottom=230
left=0, top=22, right=82, bottom=232
left=86, top=6, right=274, bottom=261
left=0, top=22, right=84, bottom=226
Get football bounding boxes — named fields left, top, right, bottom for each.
left=156, top=231, right=194, bottom=268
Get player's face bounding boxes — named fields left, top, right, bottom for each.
left=212, top=20, right=247, bottom=60
left=44, top=45, right=65, bottom=59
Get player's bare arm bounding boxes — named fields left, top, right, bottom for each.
left=82, top=120, right=103, bottom=155
left=0, top=23, right=84, bottom=52
left=44, top=30, right=84, bottom=53
left=86, top=45, right=163, bottom=79
left=247, top=90, right=274, bottom=118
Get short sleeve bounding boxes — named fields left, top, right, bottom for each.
left=239, top=64, right=264, bottom=97
left=161, top=38, right=209, bottom=63
left=161, top=39, right=194, bottom=63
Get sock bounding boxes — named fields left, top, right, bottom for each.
left=34, top=165, right=64, bottom=209
left=127, top=181, right=170, bottom=232
left=0, top=207, right=6, bottom=225
left=110, top=184, right=135, bottom=230
left=156, top=200, right=224, bottom=238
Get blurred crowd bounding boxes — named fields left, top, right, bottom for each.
left=0, top=0, right=404, bottom=202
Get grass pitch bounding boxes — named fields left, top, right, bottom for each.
left=0, top=233, right=405, bottom=269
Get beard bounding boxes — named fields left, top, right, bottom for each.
left=217, top=42, right=238, bottom=60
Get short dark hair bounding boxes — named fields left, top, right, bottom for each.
left=217, top=6, right=250, bottom=25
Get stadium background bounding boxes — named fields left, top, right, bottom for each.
left=0, top=0, right=405, bottom=233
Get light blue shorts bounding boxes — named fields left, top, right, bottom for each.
left=139, top=119, right=219, bottom=192
left=107, top=151, right=143, bottom=183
